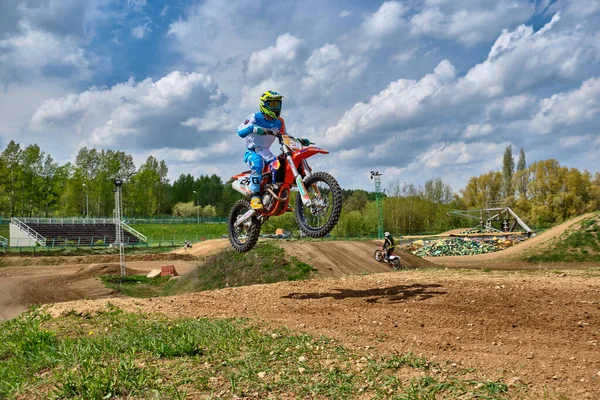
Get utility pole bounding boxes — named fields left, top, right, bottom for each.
left=370, top=171, right=384, bottom=239
left=83, top=183, right=89, bottom=218
left=193, top=190, right=199, bottom=223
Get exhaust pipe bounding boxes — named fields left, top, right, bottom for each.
left=234, top=209, right=256, bottom=227
left=266, top=188, right=287, bottom=202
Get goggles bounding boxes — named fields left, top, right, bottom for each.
left=265, top=100, right=281, bottom=109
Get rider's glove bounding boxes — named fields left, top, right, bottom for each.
left=253, top=126, right=266, bottom=135
left=298, top=138, right=311, bottom=146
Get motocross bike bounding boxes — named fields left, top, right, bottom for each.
left=227, top=131, right=342, bottom=252
left=374, top=246, right=401, bottom=270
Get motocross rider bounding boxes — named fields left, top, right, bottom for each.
left=383, top=231, right=395, bottom=260
left=237, top=91, right=311, bottom=210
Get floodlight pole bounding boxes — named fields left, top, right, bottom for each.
left=193, top=190, right=199, bottom=223
left=83, top=183, right=89, bottom=218
left=113, top=179, right=125, bottom=283
left=370, top=171, right=384, bottom=239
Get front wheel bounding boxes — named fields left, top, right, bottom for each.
left=295, top=172, right=342, bottom=238
left=228, top=199, right=261, bottom=252
left=374, top=249, right=384, bottom=262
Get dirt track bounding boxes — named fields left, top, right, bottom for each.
left=3, top=225, right=600, bottom=398
left=47, top=269, right=600, bottom=399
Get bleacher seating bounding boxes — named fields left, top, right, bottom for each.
left=26, top=223, right=142, bottom=246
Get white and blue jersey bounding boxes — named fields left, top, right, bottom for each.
left=237, top=112, right=286, bottom=162
left=237, top=112, right=287, bottom=195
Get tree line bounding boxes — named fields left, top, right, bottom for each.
left=1, top=141, right=598, bottom=231
left=0, top=141, right=241, bottom=219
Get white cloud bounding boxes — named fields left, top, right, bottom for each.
left=339, top=10, right=351, bottom=18
left=323, top=60, right=457, bottom=146
left=464, top=124, right=493, bottom=138
left=361, top=1, right=406, bottom=39
left=417, top=141, right=505, bottom=169
left=131, top=22, right=152, bottom=39
left=302, top=43, right=367, bottom=93
left=456, top=13, right=600, bottom=99
left=246, top=34, right=305, bottom=83
left=410, top=0, right=535, bottom=45
left=30, top=71, right=227, bottom=151
left=529, top=77, right=600, bottom=135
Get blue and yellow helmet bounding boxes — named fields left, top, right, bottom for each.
left=259, top=90, right=283, bottom=119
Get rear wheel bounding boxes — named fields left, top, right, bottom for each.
left=374, top=249, right=384, bottom=262
left=228, top=199, right=260, bottom=252
left=295, top=172, right=342, bottom=238
left=391, top=258, right=401, bottom=270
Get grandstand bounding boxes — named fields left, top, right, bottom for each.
left=9, top=218, right=147, bottom=247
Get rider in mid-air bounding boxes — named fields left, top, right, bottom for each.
left=383, top=231, right=395, bottom=260
left=237, top=91, right=310, bottom=210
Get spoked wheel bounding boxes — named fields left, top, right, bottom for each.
left=374, top=250, right=384, bottom=262
left=295, top=172, right=342, bottom=238
left=390, top=258, right=401, bottom=270
left=228, top=199, right=260, bottom=252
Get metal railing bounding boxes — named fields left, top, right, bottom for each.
left=17, top=217, right=114, bottom=225
left=10, top=217, right=47, bottom=246
left=118, top=220, right=148, bottom=242
left=0, top=235, right=7, bottom=247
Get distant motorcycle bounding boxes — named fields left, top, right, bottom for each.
left=374, top=246, right=401, bottom=270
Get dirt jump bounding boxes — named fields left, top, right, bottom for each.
left=281, top=240, right=436, bottom=277
left=427, top=213, right=598, bottom=269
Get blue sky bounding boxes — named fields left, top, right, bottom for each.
left=1, top=0, right=599, bottom=192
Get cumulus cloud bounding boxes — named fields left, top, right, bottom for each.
left=246, top=34, right=306, bottom=83
left=529, top=77, right=600, bottom=135
left=323, top=59, right=457, bottom=146
left=320, top=13, right=600, bottom=189
left=302, top=43, right=367, bottom=93
left=410, top=0, right=534, bottom=45
left=30, top=71, right=227, bottom=151
left=361, top=1, right=406, bottom=39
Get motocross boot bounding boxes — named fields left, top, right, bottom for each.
left=251, top=196, right=263, bottom=211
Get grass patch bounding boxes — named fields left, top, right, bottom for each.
left=523, top=214, right=600, bottom=263
left=99, top=275, right=172, bottom=298
left=165, top=243, right=317, bottom=295
left=0, top=306, right=518, bottom=399
left=0, top=225, right=8, bottom=239
left=129, top=223, right=227, bottom=243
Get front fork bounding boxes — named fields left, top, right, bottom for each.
left=286, top=154, right=312, bottom=206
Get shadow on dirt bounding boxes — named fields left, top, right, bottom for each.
left=283, top=283, right=446, bottom=303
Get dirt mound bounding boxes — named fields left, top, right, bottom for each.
left=281, top=240, right=437, bottom=277
left=171, top=238, right=230, bottom=257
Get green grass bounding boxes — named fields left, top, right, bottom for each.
left=165, top=243, right=317, bottom=295
left=0, top=306, right=518, bottom=399
left=523, top=214, right=600, bottom=262
left=130, top=223, right=227, bottom=243
left=99, top=275, right=173, bottom=297
left=0, top=224, right=8, bottom=239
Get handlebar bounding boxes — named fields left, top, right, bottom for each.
left=265, top=130, right=315, bottom=146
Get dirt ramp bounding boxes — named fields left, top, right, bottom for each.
left=281, top=241, right=437, bottom=278
left=429, top=212, right=597, bottom=267
left=171, top=239, right=229, bottom=257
